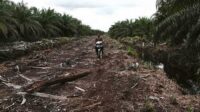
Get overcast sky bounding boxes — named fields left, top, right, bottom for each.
left=10, top=0, right=157, bottom=31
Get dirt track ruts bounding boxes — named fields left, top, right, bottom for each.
left=0, top=36, right=200, bottom=112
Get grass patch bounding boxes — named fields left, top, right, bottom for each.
left=142, top=100, right=155, bottom=112
left=186, top=106, right=194, bottom=112
left=127, top=46, right=138, bottom=58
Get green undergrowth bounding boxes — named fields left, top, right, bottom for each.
left=127, top=46, right=138, bottom=58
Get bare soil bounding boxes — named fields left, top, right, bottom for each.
left=0, top=36, right=200, bottom=112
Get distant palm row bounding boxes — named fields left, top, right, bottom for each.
left=108, top=0, right=200, bottom=82
left=108, top=17, right=153, bottom=40
left=109, top=0, right=200, bottom=50
left=0, top=0, right=103, bottom=42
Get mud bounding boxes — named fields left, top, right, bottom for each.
left=0, top=36, right=200, bottom=112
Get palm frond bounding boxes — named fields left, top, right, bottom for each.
left=155, top=3, right=200, bottom=45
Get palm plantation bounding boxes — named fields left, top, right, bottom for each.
left=108, top=18, right=153, bottom=40
left=154, top=0, right=200, bottom=46
left=154, top=0, right=200, bottom=83
left=0, top=0, right=103, bottom=42
left=1, top=0, right=200, bottom=111
left=0, top=0, right=199, bottom=87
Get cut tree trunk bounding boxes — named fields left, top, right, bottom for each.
left=23, top=70, right=91, bottom=93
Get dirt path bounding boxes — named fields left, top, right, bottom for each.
left=0, top=36, right=200, bottom=112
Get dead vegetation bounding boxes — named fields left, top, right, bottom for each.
left=0, top=36, right=200, bottom=111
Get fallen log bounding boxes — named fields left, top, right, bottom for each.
left=17, top=92, right=68, bottom=101
left=23, top=70, right=91, bottom=93
left=30, top=66, right=51, bottom=70
left=18, top=74, right=36, bottom=84
left=17, top=92, right=97, bottom=102
left=0, top=76, right=22, bottom=89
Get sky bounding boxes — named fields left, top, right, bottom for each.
left=10, top=0, right=157, bottom=31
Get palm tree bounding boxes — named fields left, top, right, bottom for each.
left=154, top=0, right=200, bottom=83
left=37, top=9, right=63, bottom=38
left=154, top=0, right=200, bottom=47
left=60, top=14, right=80, bottom=37
left=109, top=18, right=153, bottom=39
left=0, top=0, right=102, bottom=42
left=13, top=2, right=43, bottom=41
left=134, top=17, right=153, bottom=39
left=109, top=20, right=132, bottom=38
left=0, top=0, right=18, bottom=41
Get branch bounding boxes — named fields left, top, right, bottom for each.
left=17, top=92, right=68, bottom=100
left=23, top=70, right=91, bottom=93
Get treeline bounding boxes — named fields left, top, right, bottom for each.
left=109, top=0, right=200, bottom=85
left=108, top=17, right=153, bottom=40
left=154, top=0, right=200, bottom=47
left=0, top=0, right=104, bottom=42
left=154, top=0, right=200, bottom=84
left=108, top=0, right=200, bottom=60
left=109, top=0, right=200, bottom=49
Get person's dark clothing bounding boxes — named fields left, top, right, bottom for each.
left=95, top=37, right=104, bottom=57
left=95, top=46, right=104, bottom=56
